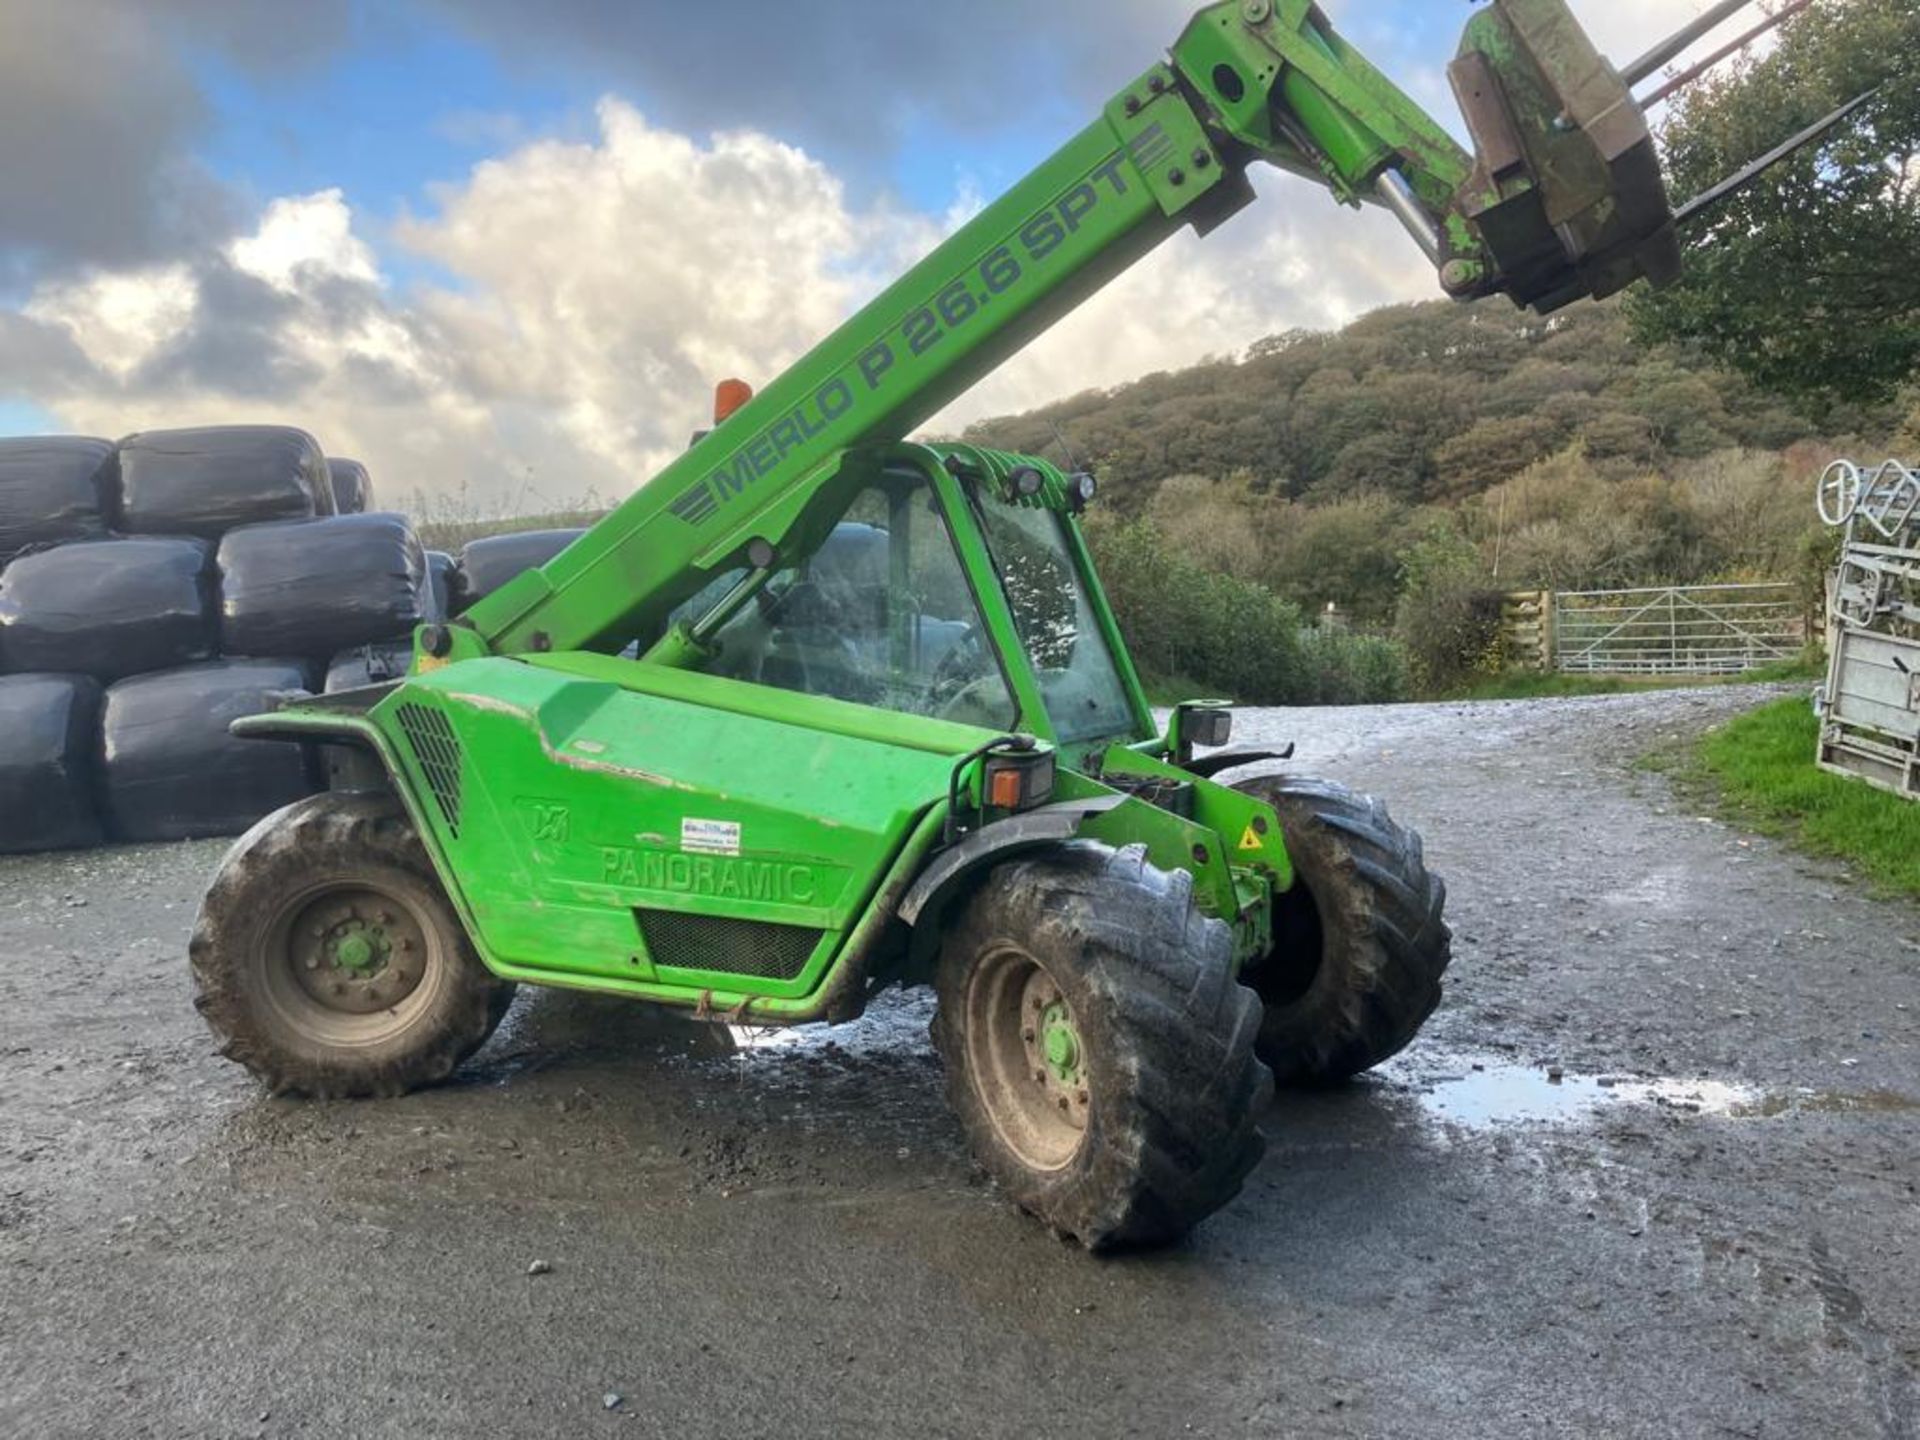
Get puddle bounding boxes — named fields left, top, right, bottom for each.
left=1402, top=1056, right=1920, bottom=1132
left=723, top=991, right=937, bottom=1061
left=497, top=992, right=1918, bottom=1135
left=727, top=1026, right=808, bottom=1052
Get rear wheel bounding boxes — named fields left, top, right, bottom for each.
left=191, top=793, right=514, bottom=1098
left=931, top=843, right=1271, bottom=1251
left=1234, top=775, right=1450, bottom=1086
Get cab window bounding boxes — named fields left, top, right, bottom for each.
left=689, top=474, right=1018, bottom=729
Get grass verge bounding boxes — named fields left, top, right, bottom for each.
left=1671, top=697, right=1920, bottom=899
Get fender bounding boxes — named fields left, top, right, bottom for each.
left=231, top=684, right=403, bottom=793
left=896, top=796, right=1125, bottom=928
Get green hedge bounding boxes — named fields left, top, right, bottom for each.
left=1087, top=518, right=1406, bottom=706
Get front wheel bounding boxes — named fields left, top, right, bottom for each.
left=1234, top=775, right=1451, bottom=1086
left=190, top=793, right=515, bottom=1098
left=931, top=843, right=1271, bottom=1251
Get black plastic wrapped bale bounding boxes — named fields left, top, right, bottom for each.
left=327, top=458, right=373, bottom=515
left=101, top=661, right=316, bottom=843
left=0, top=437, right=116, bottom=563
left=0, top=537, right=214, bottom=681
left=422, top=550, right=456, bottom=623
left=453, top=529, right=585, bottom=614
left=217, top=513, right=426, bottom=660
left=116, top=426, right=336, bottom=538
left=324, top=641, right=413, bottom=694
left=0, top=674, right=104, bottom=853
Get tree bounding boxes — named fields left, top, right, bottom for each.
left=1629, top=0, right=1920, bottom=409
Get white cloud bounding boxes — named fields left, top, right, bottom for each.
left=25, top=264, right=198, bottom=382
left=229, top=190, right=380, bottom=291
left=390, top=100, right=942, bottom=487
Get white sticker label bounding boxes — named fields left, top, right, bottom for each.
left=681, top=818, right=742, bottom=856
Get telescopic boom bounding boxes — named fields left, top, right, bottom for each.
left=448, top=0, right=1686, bottom=665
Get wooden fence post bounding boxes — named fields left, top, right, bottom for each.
left=1500, top=590, right=1555, bottom=672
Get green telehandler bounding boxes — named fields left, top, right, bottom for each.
left=190, top=0, right=1750, bottom=1248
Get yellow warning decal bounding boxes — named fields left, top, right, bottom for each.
left=1239, top=823, right=1263, bottom=853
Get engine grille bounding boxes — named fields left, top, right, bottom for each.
left=636, top=909, right=821, bottom=981
left=394, top=703, right=463, bottom=837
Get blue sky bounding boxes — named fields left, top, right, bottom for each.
left=176, top=0, right=1463, bottom=293
left=0, top=400, right=53, bottom=433
left=186, top=14, right=573, bottom=289
left=0, top=0, right=1710, bottom=503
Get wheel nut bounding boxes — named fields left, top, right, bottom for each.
left=1022, top=1028, right=1036, bottom=1043
left=1057, top=1096, right=1070, bottom=1112
left=1076, top=1090, right=1090, bottom=1106
left=1034, top=1069, right=1048, bottom=1084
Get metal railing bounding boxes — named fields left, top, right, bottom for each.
left=1816, top=460, right=1919, bottom=801
left=1552, top=583, right=1805, bottom=676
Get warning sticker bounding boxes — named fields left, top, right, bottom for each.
left=681, top=818, right=742, bottom=856
left=1239, top=823, right=1264, bottom=853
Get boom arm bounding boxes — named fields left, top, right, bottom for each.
left=450, top=0, right=1679, bottom=663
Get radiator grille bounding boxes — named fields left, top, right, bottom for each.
left=637, top=909, right=821, bottom=981
left=394, top=703, right=463, bottom=837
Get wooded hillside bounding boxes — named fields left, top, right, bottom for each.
left=963, top=299, right=1914, bottom=631
left=968, top=300, right=1903, bottom=509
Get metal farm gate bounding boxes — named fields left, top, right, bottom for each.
left=1553, top=583, right=1805, bottom=676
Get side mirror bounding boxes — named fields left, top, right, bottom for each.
left=1172, top=702, right=1234, bottom=762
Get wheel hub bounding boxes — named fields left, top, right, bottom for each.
left=331, top=927, right=383, bottom=974
left=288, top=893, right=428, bottom=1016
left=1016, top=974, right=1090, bottom=1132
left=1039, top=1002, right=1083, bottom=1086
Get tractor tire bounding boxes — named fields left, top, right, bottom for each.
left=190, top=792, right=514, bottom=1099
left=931, top=842, right=1271, bottom=1251
left=1232, top=775, right=1450, bottom=1086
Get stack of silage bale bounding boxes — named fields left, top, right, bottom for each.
left=318, top=528, right=586, bottom=692
left=325, top=458, right=375, bottom=516
left=447, top=529, right=586, bottom=614
left=0, top=427, right=435, bottom=852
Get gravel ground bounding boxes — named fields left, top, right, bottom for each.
left=3, top=686, right=1917, bottom=1439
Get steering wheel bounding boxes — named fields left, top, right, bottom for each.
left=938, top=673, right=1015, bottom=728
left=926, top=627, right=988, bottom=706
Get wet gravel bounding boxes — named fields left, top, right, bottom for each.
left=3, top=686, right=1918, bottom=1439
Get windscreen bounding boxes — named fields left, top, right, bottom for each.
left=971, top=492, right=1138, bottom=744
